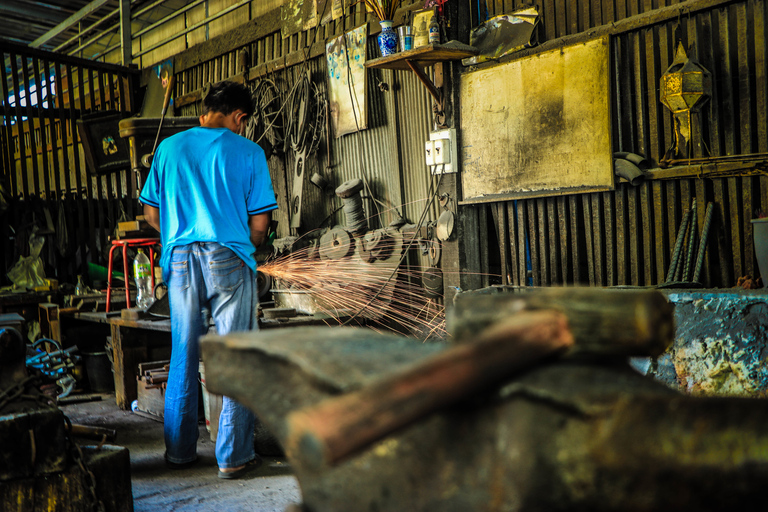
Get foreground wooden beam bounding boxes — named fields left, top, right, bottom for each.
left=284, top=309, right=572, bottom=469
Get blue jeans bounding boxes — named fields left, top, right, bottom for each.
left=164, top=242, right=257, bottom=469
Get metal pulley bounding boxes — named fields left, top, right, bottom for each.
left=360, top=229, right=394, bottom=263
left=422, top=267, right=444, bottom=297
left=436, top=210, right=455, bottom=241
left=319, top=228, right=355, bottom=260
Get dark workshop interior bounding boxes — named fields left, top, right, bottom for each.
left=2, top=0, right=768, bottom=511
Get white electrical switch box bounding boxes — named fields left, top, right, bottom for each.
left=424, top=140, right=435, bottom=166
left=433, top=139, right=449, bottom=164
left=428, top=128, right=458, bottom=174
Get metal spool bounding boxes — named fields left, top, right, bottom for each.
left=360, top=229, right=394, bottom=263
left=335, top=179, right=367, bottom=233
left=319, top=228, right=355, bottom=260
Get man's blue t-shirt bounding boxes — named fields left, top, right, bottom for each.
left=139, top=126, right=277, bottom=274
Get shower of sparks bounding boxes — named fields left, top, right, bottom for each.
left=259, top=241, right=448, bottom=340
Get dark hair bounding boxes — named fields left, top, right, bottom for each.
left=202, top=81, right=254, bottom=117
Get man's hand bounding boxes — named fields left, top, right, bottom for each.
left=249, top=212, right=270, bottom=250
left=144, top=204, right=160, bottom=232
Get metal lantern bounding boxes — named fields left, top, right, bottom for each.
left=659, top=42, right=712, bottom=159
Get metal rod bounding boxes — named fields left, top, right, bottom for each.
left=133, top=0, right=251, bottom=58
left=682, top=202, right=698, bottom=282
left=30, top=0, right=111, bottom=48
left=693, top=203, right=714, bottom=283
left=666, top=206, right=691, bottom=283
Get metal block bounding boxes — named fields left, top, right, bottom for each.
left=0, top=445, right=133, bottom=512
left=0, top=409, right=67, bottom=481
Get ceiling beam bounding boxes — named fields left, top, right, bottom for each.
left=29, top=0, right=112, bottom=49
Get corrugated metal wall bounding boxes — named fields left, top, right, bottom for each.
left=1, top=42, right=137, bottom=285
left=471, top=0, right=768, bottom=288
left=172, top=1, right=439, bottom=269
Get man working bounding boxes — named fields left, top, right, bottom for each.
left=140, top=80, right=277, bottom=479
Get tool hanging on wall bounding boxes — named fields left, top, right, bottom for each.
left=140, top=75, right=176, bottom=171
left=246, top=78, right=285, bottom=159
left=285, top=71, right=326, bottom=230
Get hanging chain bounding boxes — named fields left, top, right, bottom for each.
left=68, top=430, right=106, bottom=512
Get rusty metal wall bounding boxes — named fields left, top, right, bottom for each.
left=471, top=0, right=768, bottom=288
left=1, top=42, right=137, bottom=286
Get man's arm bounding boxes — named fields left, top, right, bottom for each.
left=249, top=212, right=271, bottom=249
left=143, top=204, right=160, bottom=232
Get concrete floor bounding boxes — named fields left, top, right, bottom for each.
left=60, top=394, right=302, bottom=512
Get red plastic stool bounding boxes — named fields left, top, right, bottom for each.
left=106, top=238, right=161, bottom=312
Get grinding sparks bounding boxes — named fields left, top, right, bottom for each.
left=258, top=241, right=447, bottom=340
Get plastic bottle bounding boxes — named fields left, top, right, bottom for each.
left=75, top=275, right=86, bottom=295
left=133, top=248, right=153, bottom=310
left=428, top=15, right=440, bottom=45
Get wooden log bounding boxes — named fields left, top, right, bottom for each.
left=449, top=287, right=675, bottom=358
left=284, top=309, right=573, bottom=470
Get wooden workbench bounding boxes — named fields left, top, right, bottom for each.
left=74, top=311, right=345, bottom=410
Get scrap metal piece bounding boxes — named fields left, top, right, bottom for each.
left=463, top=7, right=540, bottom=65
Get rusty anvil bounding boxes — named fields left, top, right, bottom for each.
left=201, top=288, right=768, bottom=512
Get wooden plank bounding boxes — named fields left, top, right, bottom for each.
left=516, top=201, right=528, bottom=286
left=569, top=195, right=583, bottom=283
left=718, top=6, right=737, bottom=155
left=656, top=22, right=673, bottom=158
left=478, top=204, right=490, bottom=288
left=712, top=179, right=733, bottom=286
left=665, top=180, right=680, bottom=280
left=31, top=57, right=52, bottom=198
left=603, top=0, right=616, bottom=23
left=82, top=66, right=98, bottom=270
left=743, top=176, right=755, bottom=278
left=506, top=202, right=520, bottom=286
left=603, top=191, right=616, bottom=286
left=643, top=24, right=659, bottom=161
left=556, top=197, right=570, bottom=284
left=698, top=10, right=721, bottom=156
left=754, top=0, right=767, bottom=153
left=556, top=0, right=567, bottom=38
left=43, top=60, right=62, bottom=201
left=652, top=181, right=667, bottom=284
left=110, top=324, right=149, bottom=410
left=497, top=203, right=512, bottom=285
left=591, top=193, right=604, bottom=285
left=616, top=184, right=628, bottom=285
left=640, top=182, right=655, bottom=284
left=1, top=51, right=19, bottom=196
left=581, top=0, right=591, bottom=32
left=544, top=0, right=556, bottom=40
left=632, top=31, right=648, bottom=159
left=735, top=2, right=751, bottom=154
left=592, top=0, right=603, bottom=27
left=538, top=199, right=550, bottom=285
left=582, top=194, right=595, bottom=285
left=527, top=200, right=539, bottom=286
left=20, top=55, right=42, bottom=197
left=628, top=185, right=641, bottom=285
left=568, top=0, right=579, bottom=35
left=727, top=177, right=744, bottom=278
left=547, top=197, right=560, bottom=284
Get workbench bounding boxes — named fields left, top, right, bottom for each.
left=71, top=311, right=343, bottom=410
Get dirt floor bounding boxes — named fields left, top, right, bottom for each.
left=60, top=394, right=302, bottom=512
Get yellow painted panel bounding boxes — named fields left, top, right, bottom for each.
left=460, top=36, right=613, bottom=202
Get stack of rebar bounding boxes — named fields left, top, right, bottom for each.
left=665, top=201, right=715, bottom=286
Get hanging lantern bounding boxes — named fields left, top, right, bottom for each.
left=659, top=42, right=712, bottom=159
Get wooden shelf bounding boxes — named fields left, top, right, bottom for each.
left=365, top=44, right=479, bottom=71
